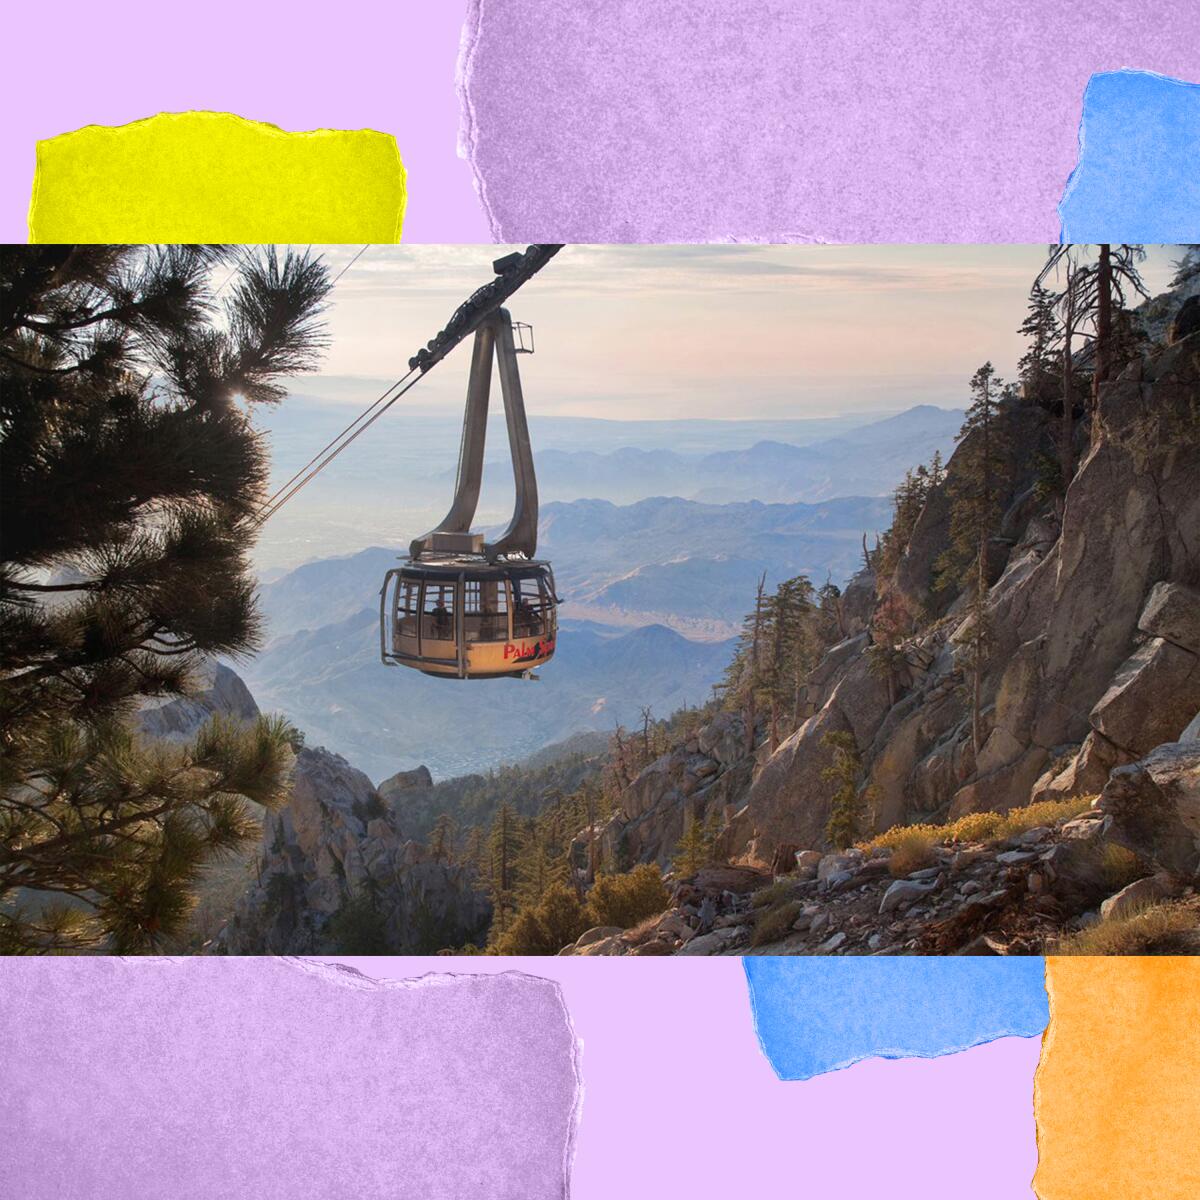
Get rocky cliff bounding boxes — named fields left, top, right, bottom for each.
left=217, top=747, right=490, bottom=954
left=732, top=330, right=1200, bottom=866
left=132, top=661, right=491, bottom=954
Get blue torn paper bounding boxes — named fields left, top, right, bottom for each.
left=743, top=957, right=1048, bottom=1081
left=1059, top=69, right=1200, bottom=241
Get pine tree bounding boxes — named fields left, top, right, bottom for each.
left=1037, top=244, right=1147, bottom=465
left=816, top=579, right=845, bottom=645
left=671, top=807, right=724, bottom=877
left=485, top=801, right=522, bottom=939
left=672, top=812, right=709, bottom=878
left=821, top=731, right=865, bottom=849
left=1170, top=245, right=1200, bottom=288
left=638, top=705, right=654, bottom=764
left=722, top=572, right=767, bottom=754
left=461, top=826, right=486, bottom=878
left=609, top=724, right=634, bottom=788
left=879, top=467, right=931, bottom=576
left=937, top=363, right=1016, bottom=755
left=1017, top=281, right=1059, bottom=407
left=515, top=817, right=567, bottom=907
left=1090, top=244, right=1147, bottom=408
left=429, top=813, right=457, bottom=864
left=762, top=574, right=815, bottom=745
left=1, top=245, right=331, bottom=952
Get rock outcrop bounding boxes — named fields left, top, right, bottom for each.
left=1097, top=737, right=1200, bottom=879
left=218, top=747, right=489, bottom=954
left=594, top=710, right=755, bottom=868
left=135, top=660, right=259, bottom=742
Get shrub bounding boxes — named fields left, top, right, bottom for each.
left=752, top=880, right=799, bottom=909
left=493, top=909, right=549, bottom=955
left=946, top=812, right=1005, bottom=843
left=1054, top=899, right=1199, bottom=955
left=752, top=900, right=803, bottom=947
left=537, top=883, right=591, bottom=951
left=887, top=831, right=937, bottom=878
left=495, top=883, right=589, bottom=955
left=326, top=892, right=391, bottom=954
left=995, top=798, right=1095, bottom=838
left=585, top=864, right=670, bottom=930
left=860, top=796, right=1096, bottom=854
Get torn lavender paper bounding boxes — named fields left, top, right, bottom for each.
left=457, top=0, right=1200, bottom=243
left=0, top=958, right=580, bottom=1200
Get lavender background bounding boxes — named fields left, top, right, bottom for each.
left=0, top=958, right=580, bottom=1200
left=4, top=2, right=1198, bottom=243
left=0, top=955, right=1041, bottom=1199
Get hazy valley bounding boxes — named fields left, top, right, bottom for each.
left=243, top=406, right=948, bottom=779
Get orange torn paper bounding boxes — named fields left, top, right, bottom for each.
left=29, top=111, right=405, bottom=243
left=1035, top=956, right=1200, bottom=1199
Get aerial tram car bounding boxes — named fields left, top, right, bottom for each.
left=379, top=247, right=562, bottom=680
left=254, top=245, right=563, bottom=680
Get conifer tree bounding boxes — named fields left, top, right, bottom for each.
left=879, top=466, right=932, bottom=576
left=1170, top=245, right=1200, bottom=288
left=461, top=826, right=486, bottom=879
left=428, top=812, right=456, bottom=864
left=485, top=801, right=522, bottom=939
left=822, top=731, right=865, bottom=849
left=937, top=363, right=1016, bottom=755
left=722, top=572, right=767, bottom=753
left=1017, top=281, right=1059, bottom=406
left=1037, top=244, right=1147, bottom=466
left=671, top=808, right=723, bottom=877
left=928, top=449, right=945, bottom=489
left=1, top=245, right=331, bottom=952
left=762, top=575, right=815, bottom=745
left=816, top=579, right=845, bottom=645
left=515, top=816, right=567, bottom=907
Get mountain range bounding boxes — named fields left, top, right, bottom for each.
left=252, top=403, right=960, bottom=570
left=428, top=404, right=962, bottom=506
left=257, top=492, right=893, bottom=644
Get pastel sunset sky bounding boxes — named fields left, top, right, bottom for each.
left=232, top=244, right=1184, bottom=420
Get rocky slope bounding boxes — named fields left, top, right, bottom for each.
left=562, top=717, right=1199, bottom=957
left=570, top=325, right=1199, bottom=954
left=132, top=658, right=491, bottom=954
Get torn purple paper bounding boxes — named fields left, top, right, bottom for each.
left=0, top=958, right=580, bottom=1200
left=458, top=0, right=1200, bottom=243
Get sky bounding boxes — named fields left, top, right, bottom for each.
left=219, top=244, right=1185, bottom=422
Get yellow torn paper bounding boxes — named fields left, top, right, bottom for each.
left=1035, top=956, right=1200, bottom=1199
left=29, top=111, right=405, bottom=243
